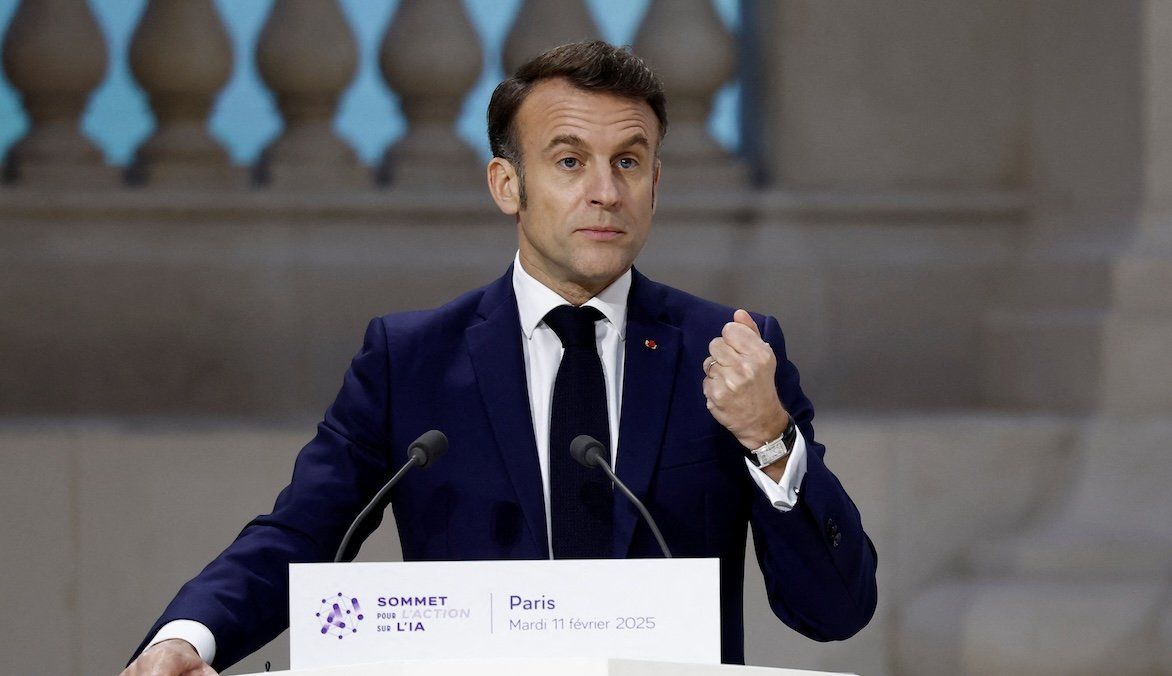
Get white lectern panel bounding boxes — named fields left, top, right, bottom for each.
left=289, top=559, right=720, bottom=670
left=239, top=658, right=857, bottom=676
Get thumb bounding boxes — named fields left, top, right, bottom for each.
left=733, top=309, right=760, bottom=336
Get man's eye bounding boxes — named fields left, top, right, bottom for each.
left=616, top=158, right=638, bottom=169
left=558, top=158, right=580, bottom=169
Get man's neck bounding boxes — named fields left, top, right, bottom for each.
left=512, top=252, right=631, bottom=342
left=517, top=252, right=623, bottom=306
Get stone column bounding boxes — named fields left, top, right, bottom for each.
left=377, top=0, right=482, bottom=190
left=502, top=0, right=599, bottom=75
left=981, top=1, right=1140, bottom=413
left=901, top=4, right=1172, bottom=673
left=1, top=0, right=112, bottom=187
left=127, top=0, right=242, bottom=188
left=633, top=0, right=748, bottom=191
left=1100, top=0, right=1172, bottom=416
left=255, top=0, right=368, bottom=189
left=745, top=0, right=1030, bottom=411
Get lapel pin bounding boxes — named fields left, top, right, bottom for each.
left=644, top=339, right=658, bottom=350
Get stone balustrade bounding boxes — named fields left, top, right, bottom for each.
left=0, top=0, right=748, bottom=192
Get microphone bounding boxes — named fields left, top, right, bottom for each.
left=569, top=435, right=672, bottom=558
left=333, top=430, right=449, bottom=563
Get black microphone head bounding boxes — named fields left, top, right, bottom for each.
left=570, top=435, right=606, bottom=468
left=408, top=430, right=448, bottom=468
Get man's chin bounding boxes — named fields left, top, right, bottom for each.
left=568, top=262, right=633, bottom=291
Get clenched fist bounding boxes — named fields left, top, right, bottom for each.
left=703, top=309, right=790, bottom=460
left=120, top=639, right=216, bottom=676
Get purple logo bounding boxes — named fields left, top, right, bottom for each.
left=316, top=592, right=364, bottom=639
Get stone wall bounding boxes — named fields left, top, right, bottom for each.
left=0, top=187, right=1025, bottom=418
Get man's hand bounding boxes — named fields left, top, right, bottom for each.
left=120, top=639, right=216, bottom=676
left=703, top=309, right=790, bottom=461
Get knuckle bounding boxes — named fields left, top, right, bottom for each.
left=722, top=323, right=747, bottom=342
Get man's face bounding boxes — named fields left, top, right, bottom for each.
left=488, top=78, right=660, bottom=300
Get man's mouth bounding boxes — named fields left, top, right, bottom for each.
left=576, top=227, right=624, bottom=241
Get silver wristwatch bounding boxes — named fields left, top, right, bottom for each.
left=746, top=417, right=797, bottom=468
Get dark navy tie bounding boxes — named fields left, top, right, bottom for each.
left=544, top=304, right=613, bottom=559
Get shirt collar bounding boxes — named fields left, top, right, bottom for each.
left=512, top=251, right=630, bottom=340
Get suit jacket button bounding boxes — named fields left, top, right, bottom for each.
left=826, top=518, right=841, bottom=547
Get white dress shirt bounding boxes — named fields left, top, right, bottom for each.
left=146, top=255, right=809, bottom=665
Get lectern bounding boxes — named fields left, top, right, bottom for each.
left=279, top=561, right=856, bottom=676
left=239, top=657, right=855, bottom=676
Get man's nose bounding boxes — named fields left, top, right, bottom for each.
left=587, top=166, right=621, bottom=208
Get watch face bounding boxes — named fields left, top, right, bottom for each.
left=749, top=442, right=788, bottom=468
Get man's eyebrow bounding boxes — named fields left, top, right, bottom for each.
left=618, top=134, right=650, bottom=151
left=544, top=134, right=585, bottom=152
left=543, top=133, right=651, bottom=153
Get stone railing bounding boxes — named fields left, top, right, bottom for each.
left=0, top=0, right=1030, bottom=419
left=0, top=0, right=747, bottom=192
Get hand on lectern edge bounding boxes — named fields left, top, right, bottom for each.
left=120, top=638, right=216, bottom=676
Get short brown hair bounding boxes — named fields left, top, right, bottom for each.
left=487, top=41, right=668, bottom=205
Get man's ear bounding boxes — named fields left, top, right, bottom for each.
left=487, top=157, right=521, bottom=216
left=651, top=158, right=661, bottom=213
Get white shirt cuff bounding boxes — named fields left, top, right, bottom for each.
left=743, top=429, right=808, bottom=512
left=145, top=619, right=216, bottom=666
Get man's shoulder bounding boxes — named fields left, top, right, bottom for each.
left=371, top=276, right=502, bottom=342
left=636, top=271, right=771, bottom=332
left=657, top=280, right=737, bottom=319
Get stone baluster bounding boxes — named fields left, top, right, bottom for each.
left=255, top=0, right=368, bottom=189
left=126, top=0, right=241, bottom=188
left=377, top=0, right=483, bottom=189
left=502, top=0, right=599, bottom=75
left=634, top=0, right=747, bottom=191
left=1, top=0, right=112, bottom=187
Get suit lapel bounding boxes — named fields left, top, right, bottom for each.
left=614, top=270, right=681, bottom=558
left=465, top=269, right=549, bottom=558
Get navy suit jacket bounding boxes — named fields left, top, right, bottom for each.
left=135, top=267, right=877, bottom=670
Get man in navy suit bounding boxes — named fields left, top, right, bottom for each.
left=124, top=41, right=876, bottom=675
